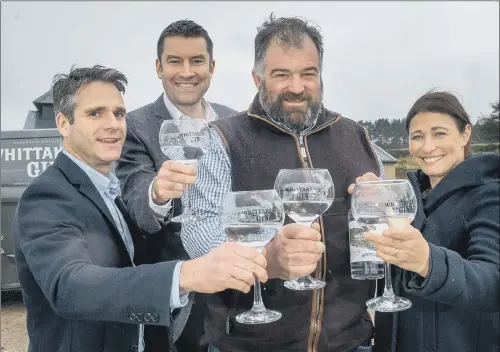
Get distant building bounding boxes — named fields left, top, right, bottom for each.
left=23, top=90, right=56, bottom=129
left=372, top=142, right=397, bottom=178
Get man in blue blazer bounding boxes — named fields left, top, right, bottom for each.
left=11, top=65, right=268, bottom=352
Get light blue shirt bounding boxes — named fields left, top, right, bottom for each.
left=63, top=150, right=188, bottom=352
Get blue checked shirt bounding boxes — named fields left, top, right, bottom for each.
left=181, top=127, right=385, bottom=259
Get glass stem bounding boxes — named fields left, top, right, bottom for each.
left=296, top=220, right=314, bottom=227
left=295, top=219, right=316, bottom=281
left=382, top=262, right=395, bottom=301
left=251, top=280, right=265, bottom=312
left=183, top=184, right=191, bottom=211
left=182, top=160, right=196, bottom=212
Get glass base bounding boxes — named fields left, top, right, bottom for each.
left=170, top=210, right=201, bottom=223
left=284, top=275, right=326, bottom=291
left=235, top=308, right=282, bottom=324
left=366, top=295, right=412, bottom=312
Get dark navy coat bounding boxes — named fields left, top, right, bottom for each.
left=374, top=153, right=500, bottom=352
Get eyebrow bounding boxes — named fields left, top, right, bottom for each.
left=165, top=54, right=207, bottom=61
left=84, top=106, right=126, bottom=114
left=302, top=66, right=319, bottom=73
left=115, top=106, right=127, bottom=114
left=410, top=126, right=449, bottom=135
left=190, top=54, right=207, bottom=60
left=270, top=66, right=319, bottom=75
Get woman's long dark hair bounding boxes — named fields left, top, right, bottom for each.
left=405, top=91, right=473, bottom=157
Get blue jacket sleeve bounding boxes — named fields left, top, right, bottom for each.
left=403, top=183, right=500, bottom=312
left=15, top=179, right=178, bottom=325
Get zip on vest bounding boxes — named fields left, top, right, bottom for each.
left=248, top=113, right=339, bottom=352
left=300, top=131, right=321, bottom=352
left=302, top=119, right=339, bottom=352
left=299, top=132, right=323, bottom=352
left=299, top=133, right=309, bottom=164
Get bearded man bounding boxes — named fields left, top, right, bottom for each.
left=181, top=14, right=384, bottom=352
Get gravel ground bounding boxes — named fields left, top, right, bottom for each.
left=1, top=291, right=28, bottom=352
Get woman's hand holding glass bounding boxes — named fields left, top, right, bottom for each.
left=351, top=179, right=418, bottom=312
left=364, top=222, right=430, bottom=278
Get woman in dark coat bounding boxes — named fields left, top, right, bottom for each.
left=366, top=91, right=499, bottom=352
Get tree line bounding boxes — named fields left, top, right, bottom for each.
left=357, top=101, right=499, bottom=153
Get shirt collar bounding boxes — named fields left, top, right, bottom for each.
left=62, top=149, right=120, bottom=198
left=163, top=93, right=218, bottom=122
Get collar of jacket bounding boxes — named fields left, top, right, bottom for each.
left=407, top=152, right=500, bottom=217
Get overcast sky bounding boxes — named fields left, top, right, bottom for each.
left=1, top=1, right=498, bottom=131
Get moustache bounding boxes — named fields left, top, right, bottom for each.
left=277, top=92, right=312, bottom=104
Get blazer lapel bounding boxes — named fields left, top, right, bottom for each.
left=153, top=94, right=173, bottom=121
left=54, top=153, right=131, bottom=263
left=114, top=196, right=148, bottom=264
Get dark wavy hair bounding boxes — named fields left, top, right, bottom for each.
left=157, top=19, right=213, bottom=63
left=253, top=13, right=323, bottom=74
left=405, top=90, right=473, bottom=157
left=51, top=65, right=127, bottom=124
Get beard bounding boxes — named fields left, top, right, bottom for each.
left=258, top=79, right=323, bottom=133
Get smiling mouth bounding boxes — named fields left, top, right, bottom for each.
left=175, top=82, right=198, bottom=89
left=98, top=138, right=121, bottom=144
left=421, top=156, right=444, bottom=164
left=284, top=99, right=306, bottom=104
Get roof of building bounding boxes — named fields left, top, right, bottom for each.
left=372, top=143, right=397, bottom=163
left=23, top=111, right=39, bottom=129
left=33, top=90, right=53, bottom=111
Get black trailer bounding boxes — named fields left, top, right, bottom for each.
left=1, top=128, right=61, bottom=291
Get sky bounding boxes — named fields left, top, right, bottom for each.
left=1, top=1, right=498, bottom=131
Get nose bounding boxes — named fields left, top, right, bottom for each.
left=104, top=112, right=122, bottom=129
left=179, top=59, right=195, bottom=78
left=421, top=136, right=437, bottom=154
left=288, top=75, right=305, bottom=95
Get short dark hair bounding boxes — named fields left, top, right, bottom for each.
left=51, top=65, right=127, bottom=124
left=157, top=19, right=214, bottom=63
left=254, top=13, right=324, bottom=74
left=405, top=90, right=473, bottom=157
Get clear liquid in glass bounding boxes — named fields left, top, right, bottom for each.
left=161, top=145, right=205, bottom=161
left=283, top=200, right=331, bottom=224
left=225, top=224, right=281, bottom=250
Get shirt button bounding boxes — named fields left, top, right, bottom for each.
left=144, top=313, right=152, bottom=322
left=151, top=313, right=159, bottom=323
left=136, top=313, right=144, bottom=322
left=129, top=313, right=136, bottom=322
